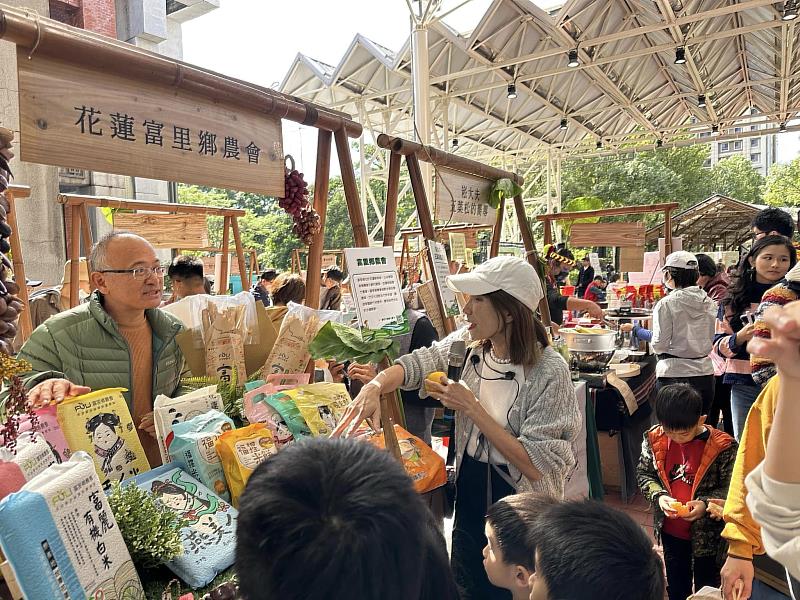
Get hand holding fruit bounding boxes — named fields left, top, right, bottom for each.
left=707, top=499, right=724, bottom=521
left=682, top=500, right=707, bottom=522
left=659, top=495, right=680, bottom=518
left=425, top=375, right=481, bottom=419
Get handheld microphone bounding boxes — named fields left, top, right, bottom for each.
left=448, top=340, right=467, bottom=382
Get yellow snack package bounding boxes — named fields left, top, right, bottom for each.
left=56, top=388, right=150, bottom=487
left=214, top=423, right=277, bottom=507
left=280, top=383, right=351, bottom=437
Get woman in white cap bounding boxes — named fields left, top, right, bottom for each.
left=334, top=255, right=579, bottom=600
left=621, top=251, right=718, bottom=411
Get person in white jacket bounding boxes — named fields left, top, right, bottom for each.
left=622, top=251, right=718, bottom=413
left=745, top=300, right=800, bottom=599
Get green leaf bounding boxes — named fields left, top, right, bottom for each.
left=309, top=321, right=399, bottom=364
left=489, top=178, right=523, bottom=209
left=100, top=206, right=115, bottom=225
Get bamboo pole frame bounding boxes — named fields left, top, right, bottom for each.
left=377, top=135, right=551, bottom=328
left=5, top=185, right=32, bottom=343
left=56, top=193, right=248, bottom=305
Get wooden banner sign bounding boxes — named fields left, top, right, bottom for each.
left=569, top=222, right=645, bottom=248
left=435, top=167, right=496, bottom=226
left=16, top=49, right=284, bottom=196
left=619, top=246, right=645, bottom=272
left=113, top=213, right=209, bottom=249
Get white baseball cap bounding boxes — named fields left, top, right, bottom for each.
left=664, top=251, right=699, bottom=270
left=445, top=255, right=544, bottom=312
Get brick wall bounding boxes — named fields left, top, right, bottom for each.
left=48, top=0, right=117, bottom=38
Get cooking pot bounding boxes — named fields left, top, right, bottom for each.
left=559, top=327, right=617, bottom=352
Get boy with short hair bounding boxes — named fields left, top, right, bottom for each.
left=528, top=500, right=665, bottom=600
left=638, top=383, right=738, bottom=600
left=583, top=275, right=607, bottom=302
left=483, top=493, right=557, bottom=600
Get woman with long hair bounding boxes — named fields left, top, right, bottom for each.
left=334, top=256, right=579, bottom=600
left=715, top=235, right=796, bottom=440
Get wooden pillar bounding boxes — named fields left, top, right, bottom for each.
left=489, top=196, right=505, bottom=258
left=513, top=194, right=551, bottom=327
left=305, top=129, right=332, bottom=309
left=78, top=204, right=93, bottom=255
left=70, top=204, right=81, bottom=308
left=664, top=209, right=673, bottom=257
left=231, top=217, right=248, bottom=291
left=382, top=152, right=402, bottom=247
left=334, top=128, right=369, bottom=248
left=219, top=216, right=231, bottom=294
left=5, top=186, right=32, bottom=340
left=407, top=153, right=454, bottom=335
left=543, top=216, right=553, bottom=246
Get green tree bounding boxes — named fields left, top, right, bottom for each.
left=709, top=155, right=765, bottom=204
left=764, top=157, right=800, bottom=206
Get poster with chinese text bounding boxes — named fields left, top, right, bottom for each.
left=343, top=247, right=408, bottom=335
left=427, top=241, right=461, bottom=317
left=448, top=232, right=467, bottom=263
left=435, top=168, right=496, bottom=226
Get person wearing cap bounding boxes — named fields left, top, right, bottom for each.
left=544, top=245, right=604, bottom=329
left=333, top=256, right=580, bottom=599
left=621, top=251, right=718, bottom=413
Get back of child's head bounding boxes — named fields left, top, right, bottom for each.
left=655, top=383, right=703, bottom=431
left=486, top=492, right=557, bottom=571
left=531, top=500, right=665, bottom=600
left=236, top=437, right=458, bottom=600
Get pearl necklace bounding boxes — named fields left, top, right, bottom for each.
left=489, top=347, right=512, bottom=364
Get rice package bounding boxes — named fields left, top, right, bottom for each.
left=0, top=432, right=59, bottom=500
left=243, top=384, right=295, bottom=448
left=168, top=410, right=234, bottom=502
left=264, top=392, right=311, bottom=439
left=203, top=303, right=247, bottom=386
left=153, top=385, right=224, bottom=464
left=16, top=403, right=71, bottom=462
left=280, top=383, right=351, bottom=437
left=215, top=423, right=277, bottom=507
left=0, top=452, right=145, bottom=599
left=57, top=388, right=150, bottom=487
left=131, top=465, right=237, bottom=589
left=362, top=425, right=446, bottom=494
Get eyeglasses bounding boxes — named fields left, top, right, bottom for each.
left=99, top=265, right=167, bottom=280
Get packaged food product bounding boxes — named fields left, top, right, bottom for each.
left=131, top=465, right=237, bottom=589
left=242, top=384, right=295, bottom=448
left=362, top=425, right=446, bottom=494
left=56, top=388, right=150, bottom=487
left=203, top=303, right=247, bottom=386
left=214, top=423, right=277, bottom=507
left=168, top=410, right=234, bottom=502
left=16, top=403, right=71, bottom=461
left=0, top=452, right=145, bottom=599
left=280, top=383, right=351, bottom=437
left=264, top=392, right=311, bottom=439
left=153, top=385, right=224, bottom=464
left=0, top=432, right=59, bottom=500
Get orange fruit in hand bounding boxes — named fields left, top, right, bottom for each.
left=669, top=501, right=690, bottom=517
left=424, top=371, right=447, bottom=391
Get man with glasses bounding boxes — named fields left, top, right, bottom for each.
left=751, top=207, right=799, bottom=261
left=15, top=232, right=185, bottom=467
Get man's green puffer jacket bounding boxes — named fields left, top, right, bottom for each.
left=14, top=291, right=185, bottom=414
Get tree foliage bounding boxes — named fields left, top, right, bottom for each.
left=764, top=157, right=800, bottom=206
left=708, top=155, right=765, bottom=204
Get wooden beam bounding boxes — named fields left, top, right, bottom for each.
left=490, top=196, right=505, bottom=258
left=513, top=194, right=551, bottom=327
left=383, top=151, right=402, bottom=247
left=335, top=128, right=369, bottom=247
left=218, top=216, right=231, bottom=295
left=537, top=203, right=680, bottom=221
left=231, top=217, right=249, bottom=291
left=69, top=205, right=80, bottom=308
left=305, top=129, right=333, bottom=310
left=5, top=188, right=32, bottom=341
left=57, top=194, right=245, bottom=217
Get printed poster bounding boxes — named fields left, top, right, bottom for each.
left=427, top=240, right=460, bottom=317
left=343, top=247, right=408, bottom=335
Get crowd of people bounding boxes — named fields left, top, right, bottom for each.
left=7, top=205, right=800, bottom=600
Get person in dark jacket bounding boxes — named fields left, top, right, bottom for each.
left=252, top=269, right=278, bottom=307
left=576, top=256, right=595, bottom=298
left=319, top=267, right=343, bottom=311
left=697, top=254, right=730, bottom=303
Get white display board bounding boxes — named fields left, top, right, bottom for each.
left=343, top=247, right=406, bottom=332
left=427, top=240, right=461, bottom=317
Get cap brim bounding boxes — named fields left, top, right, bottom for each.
left=445, top=272, right=497, bottom=296
left=27, top=280, right=43, bottom=287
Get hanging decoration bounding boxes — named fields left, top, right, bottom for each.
left=280, top=155, right=321, bottom=246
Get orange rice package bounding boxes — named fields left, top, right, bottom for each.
left=214, top=423, right=277, bottom=507
left=362, top=424, right=446, bottom=494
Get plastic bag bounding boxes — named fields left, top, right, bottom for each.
left=688, top=587, right=723, bottom=599
left=279, top=383, right=351, bottom=437
left=261, top=301, right=345, bottom=376
left=168, top=410, right=234, bottom=502
left=362, top=425, right=446, bottom=494
left=131, top=465, right=237, bottom=589
left=242, top=373, right=309, bottom=425
left=162, top=291, right=261, bottom=348
left=214, top=423, right=277, bottom=507
left=203, top=303, right=247, bottom=386
left=0, top=452, right=144, bottom=599
left=57, top=388, right=150, bottom=487
left=0, top=432, right=59, bottom=500
left=153, top=386, right=224, bottom=464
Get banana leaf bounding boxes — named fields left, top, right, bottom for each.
left=309, top=321, right=399, bottom=364
left=489, top=178, right=523, bottom=209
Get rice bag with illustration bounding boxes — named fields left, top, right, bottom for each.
left=243, top=384, right=295, bottom=448
left=0, top=452, right=144, bottom=599
left=280, top=383, right=351, bottom=437
left=264, top=392, right=311, bottom=439
left=168, top=410, right=234, bottom=502
left=0, top=432, right=59, bottom=500
left=214, top=423, right=277, bottom=507
left=362, top=425, right=446, bottom=494
left=242, top=373, right=308, bottom=424
left=130, top=465, right=237, bottom=589
left=153, top=385, right=224, bottom=464
left=57, top=388, right=149, bottom=487
left=16, top=403, right=71, bottom=461
left=203, top=303, right=247, bottom=386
